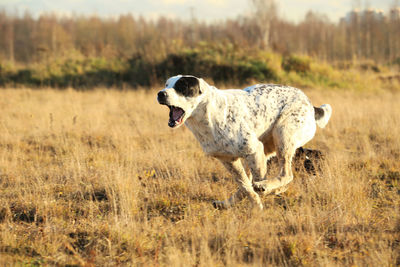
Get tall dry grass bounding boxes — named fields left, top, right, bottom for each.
left=0, top=87, right=399, bottom=266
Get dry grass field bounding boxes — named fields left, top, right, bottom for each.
left=0, top=87, right=399, bottom=266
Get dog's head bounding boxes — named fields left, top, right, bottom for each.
left=157, top=75, right=205, bottom=128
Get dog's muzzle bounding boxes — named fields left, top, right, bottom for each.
left=157, top=91, right=186, bottom=128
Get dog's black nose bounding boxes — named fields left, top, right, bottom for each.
left=157, top=91, right=167, bottom=103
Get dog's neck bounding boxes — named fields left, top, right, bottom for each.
left=184, top=83, right=223, bottom=136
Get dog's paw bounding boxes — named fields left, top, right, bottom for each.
left=253, top=181, right=274, bottom=195
left=253, top=181, right=271, bottom=193
left=253, top=182, right=266, bottom=192
left=212, top=200, right=228, bottom=210
left=254, top=181, right=289, bottom=196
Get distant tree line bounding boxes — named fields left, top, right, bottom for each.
left=1, top=3, right=400, bottom=65
left=1, top=1, right=400, bottom=88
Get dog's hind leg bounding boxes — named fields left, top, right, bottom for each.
left=253, top=128, right=295, bottom=195
left=244, top=141, right=268, bottom=183
left=254, top=111, right=316, bottom=195
left=213, top=158, right=263, bottom=210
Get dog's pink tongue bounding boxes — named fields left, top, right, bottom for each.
left=172, top=108, right=184, bottom=121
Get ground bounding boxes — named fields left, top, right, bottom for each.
left=0, top=88, right=399, bottom=266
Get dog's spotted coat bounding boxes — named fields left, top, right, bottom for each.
left=157, top=75, right=332, bottom=210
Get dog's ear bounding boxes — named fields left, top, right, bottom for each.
left=198, top=78, right=204, bottom=94
left=174, top=76, right=201, bottom=97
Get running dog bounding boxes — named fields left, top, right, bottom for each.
left=157, top=75, right=331, bottom=210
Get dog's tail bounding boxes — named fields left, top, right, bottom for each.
left=314, top=104, right=332, bottom=128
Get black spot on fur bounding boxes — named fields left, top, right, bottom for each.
left=174, top=76, right=201, bottom=97
left=314, top=106, right=324, bottom=120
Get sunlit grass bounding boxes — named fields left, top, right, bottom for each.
left=0, top=87, right=399, bottom=266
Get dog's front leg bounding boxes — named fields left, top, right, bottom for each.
left=213, top=158, right=263, bottom=210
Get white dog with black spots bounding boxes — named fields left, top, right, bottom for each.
left=157, top=75, right=331, bottom=210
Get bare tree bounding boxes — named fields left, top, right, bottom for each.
left=249, top=0, right=278, bottom=49
left=5, top=16, right=14, bottom=62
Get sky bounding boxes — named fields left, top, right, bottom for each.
left=0, top=0, right=398, bottom=22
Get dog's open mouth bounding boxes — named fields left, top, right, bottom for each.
left=168, top=105, right=185, bottom=128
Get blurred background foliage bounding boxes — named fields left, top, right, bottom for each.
left=0, top=5, right=399, bottom=89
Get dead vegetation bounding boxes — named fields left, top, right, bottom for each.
left=0, top=88, right=399, bottom=266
